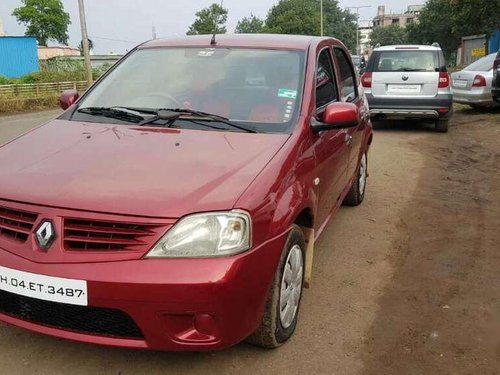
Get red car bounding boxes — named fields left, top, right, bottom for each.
left=0, top=34, right=372, bottom=350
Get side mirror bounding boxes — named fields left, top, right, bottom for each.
left=311, top=102, right=359, bottom=133
left=59, top=90, right=80, bottom=110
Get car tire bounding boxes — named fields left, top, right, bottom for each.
left=435, top=119, right=449, bottom=133
left=343, top=152, right=367, bottom=207
left=246, top=225, right=305, bottom=348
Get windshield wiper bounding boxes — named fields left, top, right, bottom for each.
left=401, top=68, right=427, bottom=72
left=138, top=108, right=257, bottom=133
left=77, top=107, right=145, bottom=123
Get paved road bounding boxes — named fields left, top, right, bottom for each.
left=0, top=109, right=61, bottom=145
left=0, top=109, right=499, bottom=374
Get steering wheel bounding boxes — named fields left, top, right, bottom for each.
left=130, top=92, right=182, bottom=108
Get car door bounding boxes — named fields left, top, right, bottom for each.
left=312, top=46, right=350, bottom=229
left=332, top=46, right=367, bottom=182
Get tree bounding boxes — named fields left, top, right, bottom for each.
left=235, top=14, right=264, bottom=34
left=264, top=0, right=357, bottom=52
left=187, top=3, right=228, bottom=35
left=12, top=0, right=70, bottom=46
left=322, top=0, right=357, bottom=52
left=406, top=0, right=500, bottom=61
left=370, top=24, right=408, bottom=47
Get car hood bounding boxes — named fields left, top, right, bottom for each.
left=0, top=120, right=289, bottom=218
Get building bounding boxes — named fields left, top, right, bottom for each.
left=0, top=37, right=39, bottom=78
left=358, top=21, right=373, bottom=56
left=38, top=46, right=81, bottom=60
left=373, top=4, right=424, bottom=28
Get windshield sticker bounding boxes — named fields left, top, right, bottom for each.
left=278, top=88, right=297, bottom=99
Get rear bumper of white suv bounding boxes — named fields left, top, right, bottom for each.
left=366, top=93, right=453, bottom=120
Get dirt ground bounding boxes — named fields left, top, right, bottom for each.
left=0, top=108, right=499, bottom=374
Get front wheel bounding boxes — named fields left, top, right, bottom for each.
left=343, top=152, right=367, bottom=206
left=246, top=225, right=305, bottom=348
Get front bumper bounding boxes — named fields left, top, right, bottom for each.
left=0, top=231, right=288, bottom=351
left=366, top=93, right=453, bottom=120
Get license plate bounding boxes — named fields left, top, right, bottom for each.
left=0, top=266, right=87, bottom=306
left=453, top=79, right=468, bottom=88
left=387, top=84, right=421, bottom=93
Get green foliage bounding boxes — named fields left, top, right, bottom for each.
left=187, top=3, right=228, bottom=35
left=407, top=0, right=500, bottom=61
left=322, top=0, right=357, bottom=52
left=264, top=0, right=357, bottom=52
left=235, top=14, right=265, bottom=34
left=265, top=0, right=320, bottom=35
left=370, top=24, right=408, bottom=47
left=0, top=58, right=110, bottom=86
left=12, top=0, right=71, bottom=46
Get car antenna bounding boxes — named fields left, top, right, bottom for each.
left=211, top=0, right=223, bottom=46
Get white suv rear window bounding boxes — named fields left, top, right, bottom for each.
left=373, top=50, right=439, bottom=72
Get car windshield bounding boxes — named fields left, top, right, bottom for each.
left=71, top=47, right=306, bottom=133
left=373, top=50, right=439, bottom=72
left=464, top=53, right=496, bottom=72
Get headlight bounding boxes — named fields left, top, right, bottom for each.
left=145, top=211, right=251, bottom=258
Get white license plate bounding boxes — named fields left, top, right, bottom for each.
left=453, top=79, right=468, bottom=88
left=388, top=84, right=421, bottom=93
left=0, top=266, right=87, bottom=306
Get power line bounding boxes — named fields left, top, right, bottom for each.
left=89, top=36, right=141, bottom=44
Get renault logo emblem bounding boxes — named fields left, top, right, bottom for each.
left=402, top=74, right=409, bottom=81
left=35, top=220, right=56, bottom=250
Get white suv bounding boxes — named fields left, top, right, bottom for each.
left=361, top=45, right=453, bottom=132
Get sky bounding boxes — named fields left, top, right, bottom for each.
left=0, top=0, right=422, bottom=54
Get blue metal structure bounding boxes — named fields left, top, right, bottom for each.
left=0, top=37, right=39, bottom=78
left=489, top=30, right=500, bottom=54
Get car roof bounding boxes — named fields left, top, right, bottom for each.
left=374, top=45, right=442, bottom=52
left=140, top=34, right=336, bottom=51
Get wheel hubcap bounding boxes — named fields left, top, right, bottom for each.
left=279, top=244, right=304, bottom=329
left=358, top=153, right=367, bottom=196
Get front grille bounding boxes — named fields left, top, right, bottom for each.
left=0, top=206, right=38, bottom=243
left=63, top=218, right=160, bottom=252
left=0, top=290, right=143, bottom=339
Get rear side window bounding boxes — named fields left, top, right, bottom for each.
left=333, top=48, right=357, bottom=101
left=316, top=49, right=338, bottom=108
left=370, top=50, right=440, bottom=72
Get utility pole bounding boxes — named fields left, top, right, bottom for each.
left=320, top=0, right=324, bottom=36
left=78, top=0, right=93, bottom=86
left=347, top=5, right=371, bottom=55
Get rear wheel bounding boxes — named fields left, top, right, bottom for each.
left=343, top=152, right=367, bottom=206
left=435, top=118, right=449, bottom=133
left=246, top=225, right=305, bottom=348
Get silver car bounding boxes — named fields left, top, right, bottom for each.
left=362, top=45, right=453, bottom=132
left=451, top=53, right=499, bottom=108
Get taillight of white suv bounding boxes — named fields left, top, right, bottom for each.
left=438, top=71, right=450, bottom=88
left=361, top=72, right=372, bottom=88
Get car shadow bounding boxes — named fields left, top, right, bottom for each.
left=454, top=105, right=500, bottom=115
left=371, top=119, right=437, bottom=132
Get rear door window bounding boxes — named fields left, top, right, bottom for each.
left=372, top=50, right=440, bottom=72
left=333, top=48, right=358, bottom=102
left=316, top=48, right=338, bottom=108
